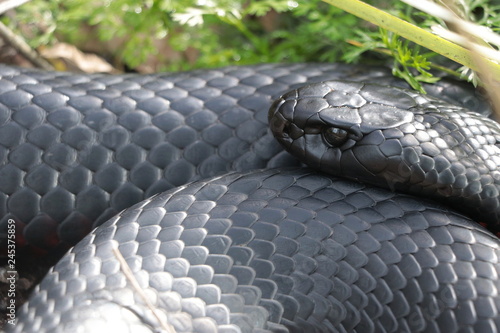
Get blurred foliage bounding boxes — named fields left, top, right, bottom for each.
left=7, top=0, right=359, bottom=70
left=3, top=0, right=500, bottom=89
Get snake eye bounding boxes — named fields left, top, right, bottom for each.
left=323, top=127, right=348, bottom=146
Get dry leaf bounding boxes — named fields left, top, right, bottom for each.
left=40, top=43, right=119, bottom=73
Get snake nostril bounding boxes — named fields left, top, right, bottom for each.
left=282, top=123, right=291, bottom=138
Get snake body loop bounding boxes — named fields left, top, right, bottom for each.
left=1, top=63, right=448, bottom=252
left=3, top=64, right=500, bottom=332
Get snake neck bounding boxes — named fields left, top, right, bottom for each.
left=342, top=110, right=500, bottom=230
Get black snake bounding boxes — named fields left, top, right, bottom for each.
left=2, top=63, right=500, bottom=332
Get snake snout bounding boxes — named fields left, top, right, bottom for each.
left=269, top=98, right=287, bottom=132
left=268, top=97, right=301, bottom=145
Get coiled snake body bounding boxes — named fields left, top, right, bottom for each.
left=2, top=63, right=500, bottom=332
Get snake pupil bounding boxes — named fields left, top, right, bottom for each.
left=323, top=127, right=348, bottom=146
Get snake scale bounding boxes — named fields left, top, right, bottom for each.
left=1, top=63, right=499, bottom=332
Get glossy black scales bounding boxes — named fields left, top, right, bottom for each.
left=10, top=169, right=500, bottom=333
left=269, top=80, right=500, bottom=230
left=0, top=64, right=486, bottom=252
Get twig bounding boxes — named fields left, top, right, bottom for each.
left=0, top=0, right=31, bottom=15
left=403, top=0, right=500, bottom=119
left=0, top=0, right=52, bottom=70
left=322, top=0, right=500, bottom=79
left=112, top=247, right=176, bottom=333
left=0, top=20, right=53, bottom=70
left=430, top=26, right=500, bottom=64
left=443, top=0, right=500, bottom=119
left=401, top=0, right=500, bottom=48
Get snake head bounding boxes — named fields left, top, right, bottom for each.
left=270, top=80, right=500, bottom=227
left=269, top=80, right=416, bottom=182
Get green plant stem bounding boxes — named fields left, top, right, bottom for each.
left=322, top=0, right=500, bottom=79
